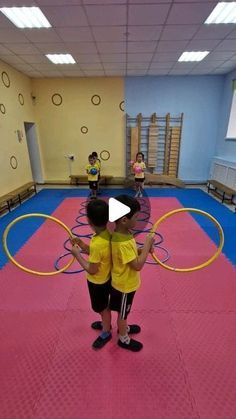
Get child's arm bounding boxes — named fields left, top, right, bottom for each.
left=138, top=241, right=154, bottom=255
left=129, top=235, right=154, bottom=271
left=70, top=236, right=90, bottom=254
left=71, top=245, right=99, bottom=274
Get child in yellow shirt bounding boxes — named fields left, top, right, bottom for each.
left=110, top=194, right=154, bottom=352
left=85, top=154, right=99, bottom=199
left=92, top=151, right=101, bottom=195
left=71, top=199, right=112, bottom=349
left=133, top=152, right=146, bottom=198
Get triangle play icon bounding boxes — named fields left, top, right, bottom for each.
left=108, top=198, right=131, bottom=222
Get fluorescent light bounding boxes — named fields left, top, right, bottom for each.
left=178, top=51, right=210, bottom=62
left=46, top=54, right=76, bottom=64
left=0, top=7, right=51, bottom=28
left=205, top=2, right=236, bottom=24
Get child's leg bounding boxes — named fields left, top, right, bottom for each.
left=92, top=189, right=97, bottom=198
left=117, top=316, right=128, bottom=338
left=88, top=182, right=92, bottom=197
left=115, top=292, right=143, bottom=352
left=139, top=180, right=144, bottom=196
left=135, top=181, right=140, bottom=197
left=97, top=174, right=101, bottom=194
left=101, top=307, right=111, bottom=332
left=91, top=183, right=97, bottom=198
left=93, top=181, right=98, bottom=198
left=88, top=280, right=112, bottom=349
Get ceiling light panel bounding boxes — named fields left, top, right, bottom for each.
left=0, top=7, right=51, bottom=28
left=178, top=51, right=210, bottom=62
left=205, top=2, right=236, bottom=24
left=46, top=54, right=76, bottom=64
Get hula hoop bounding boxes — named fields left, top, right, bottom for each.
left=55, top=252, right=84, bottom=274
left=146, top=245, right=170, bottom=265
left=150, top=208, right=224, bottom=272
left=3, top=213, right=75, bottom=276
left=100, top=150, right=110, bottom=161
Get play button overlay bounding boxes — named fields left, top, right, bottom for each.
left=109, top=198, right=130, bottom=222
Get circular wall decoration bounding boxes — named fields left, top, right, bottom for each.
left=52, top=93, right=62, bottom=106
left=0, top=104, right=6, bottom=114
left=100, top=150, right=110, bottom=161
left=10, top=155, right=18, bottom=169
left=1, top=71, right=10, bottom=88
left=91, top=95, right=101, bottom=106
left=18, top=93, right=24, bottom=106
left=81, top=126, right=88, bottom=134
left=119, top=101, right=124, bottom=112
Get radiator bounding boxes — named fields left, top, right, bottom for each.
left=211, top=158, right=236, bottom=189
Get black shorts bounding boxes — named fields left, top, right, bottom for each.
left=135, top=178, right=145, bottom=183
left=109, top=286, right=136, bottom=320
left=87, top=279, right=111, bottom=313
left=89, top=181, right=98, bottom=190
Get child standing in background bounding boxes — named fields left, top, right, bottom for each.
left=133, top=152, right=146, bottom=198
left=92, top=151, right=101, bottom=195
left=86, top=154, right=99, bottom=199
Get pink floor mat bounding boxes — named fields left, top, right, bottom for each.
left=0, top=197, right=236, bottom=419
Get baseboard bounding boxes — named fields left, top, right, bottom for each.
left=44, top=180, right=71, bottom=185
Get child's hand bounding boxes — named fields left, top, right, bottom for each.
left=149, top=243, right=155, bottom=254
left=71, top=244, right=80, bottom=257
left=70, top=235, right=82, bottom=246
left=144, top=234, right=155, bottom=252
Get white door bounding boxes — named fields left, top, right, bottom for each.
left=24, top=122, right=44, bottom=183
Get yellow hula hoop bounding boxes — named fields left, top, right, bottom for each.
left=2, top=213, right=75, bottom=276
left=150, top=208, right=224, bottom=272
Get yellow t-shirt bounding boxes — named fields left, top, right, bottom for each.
left=111, top=232, right=140, bottom=293
left=87, top=229, right=111, bottom=284
left=86, top=163, right=99, bottom=181
left=94, top=159, right=101, bottom=171
left=133, top=161, right=146, bottom=179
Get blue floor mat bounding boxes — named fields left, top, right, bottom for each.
left=0, top=188, right=235, bottom=269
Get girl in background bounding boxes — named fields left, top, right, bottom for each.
left=132, top=152, right=146, bottom=198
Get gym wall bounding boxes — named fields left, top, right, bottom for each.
left=0, top=60, right=36, bottom=195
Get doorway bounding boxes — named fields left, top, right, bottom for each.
left=24, top=122, right=44, bottom=183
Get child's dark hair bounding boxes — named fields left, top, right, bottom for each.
left=115, top=195, right=140, bottom=220
left=92, top=151, right=98, bottom=158
left=136, top=152, right=144, bottom=160
left=88, top=154, right=94, bottom=160
left=87, top=199, right=108, bottom=227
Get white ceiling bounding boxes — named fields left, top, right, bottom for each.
left=0, top=0, right=236, bottom=77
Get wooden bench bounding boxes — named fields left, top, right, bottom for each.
left=207, top=179, right=236, bottom=206
left=9, top=182, right=37, bottom=205
left=69, top=175, right=113, bottom=186
left=0, top=193, right=13, bottom=213
left=0, top=182, right=37, bottom=215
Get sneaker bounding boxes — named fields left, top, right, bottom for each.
left=91, top=321, right=103, bottom=330
left=92, top=333, right=112, bottom=350
left=91, top=321, right=140, bottom=334
left=134, top=192, right=139, bottom=198
left=127, top=324, right=141, bottom=334
left=118, top=338, right=143, bottom=352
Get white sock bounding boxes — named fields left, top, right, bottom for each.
left=127, top=325, right=130, bottom=333
left=119, top=334, right=130, bottom=344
